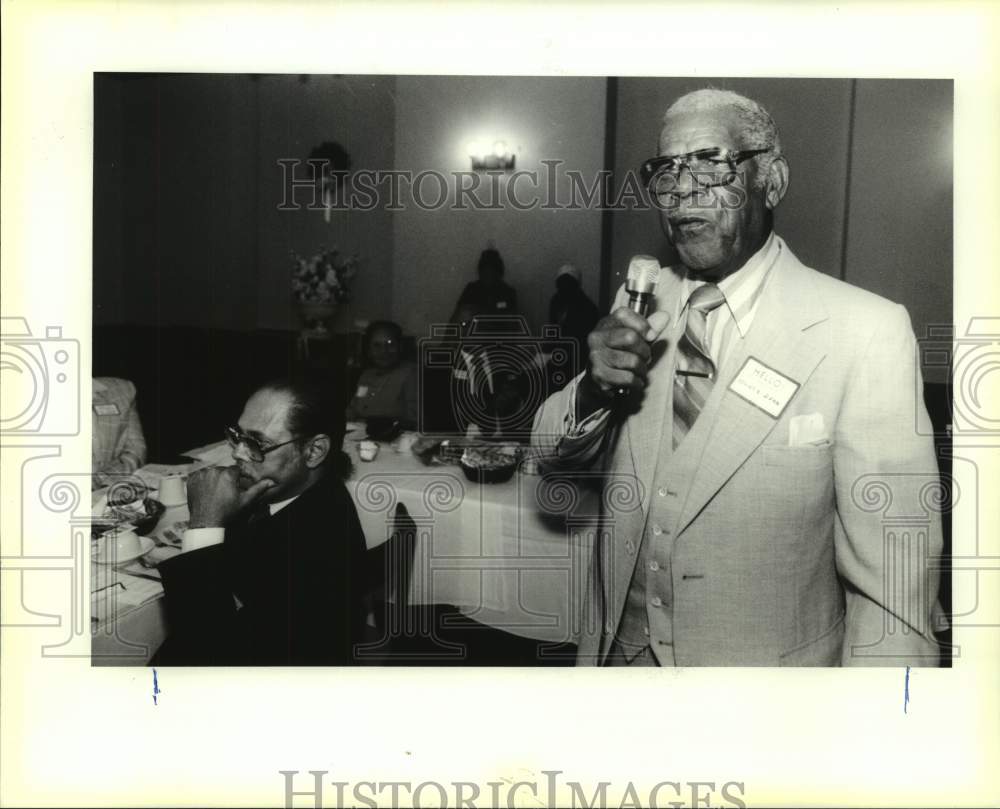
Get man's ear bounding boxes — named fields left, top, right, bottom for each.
left=304, top=434, right=331, bottom=469
left=763, top=154, right=789, bottom=210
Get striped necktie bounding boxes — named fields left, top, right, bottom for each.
left=673, top=283, right=726, bottom=449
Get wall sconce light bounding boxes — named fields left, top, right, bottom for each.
left=468, top=140, right=516, bottom=171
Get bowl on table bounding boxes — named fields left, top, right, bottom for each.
left=458, top=445, right=521, bottom=484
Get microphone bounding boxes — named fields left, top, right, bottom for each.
left=615, top=255, right=661, bottom=398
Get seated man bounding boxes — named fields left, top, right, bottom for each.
left=92, top=377, right=147, bottom=489
left=154, top=377, right=367, bottom=666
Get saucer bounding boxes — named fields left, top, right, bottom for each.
left=94, top=535, right=155, bottom=565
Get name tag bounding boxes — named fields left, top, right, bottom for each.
left=93, top=403, right=120, bottom=416
left=496, top=301, right=508, bottom=310
left=355, top=385, right=369, bottom=398
left=453, top=369, right=469, bottom=380
left=728, top=357, right=799, bottom=418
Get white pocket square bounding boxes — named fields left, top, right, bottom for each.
left=788, top=413, right=828, bottom=446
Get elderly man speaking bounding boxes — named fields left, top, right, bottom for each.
left=532, top=88, right=943, bottom=667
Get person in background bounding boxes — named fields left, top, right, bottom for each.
left=92, top=376, right=147, bottom=489
left=417, top=301, right=530, bottom=440
left=154, top=376, right=367, bottom=666
left=548, top=263, right=600, bottom=376
left=345, top=320, right=418, bottom=428
left=419, top=302, right=493, bottom=438
left=454, top=246, right=518, bottom=320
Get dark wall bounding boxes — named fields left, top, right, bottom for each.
left=845, top=79, right=953, bottom=376
left=94, top=74, right=258, bottom=330
left=93, top=324, right=354, bottom=462
left=93, top=73, right=397, bottom=333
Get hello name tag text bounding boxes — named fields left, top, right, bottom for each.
left=93, top=403, right=121, bottom=416
left=728, top=357, right=799, bottom=418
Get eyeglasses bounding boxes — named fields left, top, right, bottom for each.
left=640, top=147, right=770, bottom=194
left=224, top=425, right=299, bottom=463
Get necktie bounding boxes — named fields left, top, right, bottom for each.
left=673, top=283, right=726, bottom=449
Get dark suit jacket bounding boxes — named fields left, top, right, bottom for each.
left=154, top=472, right=368, bottom=666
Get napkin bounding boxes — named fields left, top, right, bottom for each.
left=788, top=413, right=829, bottom=446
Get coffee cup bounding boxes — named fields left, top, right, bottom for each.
left=358, top=440, right=379, bottom=462
left=158, top=474, right=187, bottom=507
left=107, top=526, right=141, bottom=560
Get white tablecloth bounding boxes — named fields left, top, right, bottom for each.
left=349, top=448, right=594, bottom=644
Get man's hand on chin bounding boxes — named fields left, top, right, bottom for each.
left=186, top=465, right=275, bottom=529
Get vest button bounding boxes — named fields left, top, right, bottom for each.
left=651, top=596, right=663, bottom=607
left=652, top=524, right=663, bottom=536
left=658, top=486, right=667, bottom=497
left=625, top=540, right=635, bottom=555
left=649, top=560, right=660, bottom=572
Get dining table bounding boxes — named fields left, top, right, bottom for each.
left=91, top=430, right=607, bottom=666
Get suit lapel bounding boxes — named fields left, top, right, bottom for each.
left=674, top=246, right=831, bottom=537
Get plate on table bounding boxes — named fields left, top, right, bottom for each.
left=93, top=536, right=155, bottom=565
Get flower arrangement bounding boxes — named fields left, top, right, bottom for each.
left=291, top=247, right=360, bottom=305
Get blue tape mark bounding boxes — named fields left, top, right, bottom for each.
left=903, top=666, right=910, bottom=714
left=152, top=668, right=161, bottom=706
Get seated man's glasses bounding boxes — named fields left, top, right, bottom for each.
left=640, top=147, right=770, bottom=195
left=224, top=425, right=299, bottom=463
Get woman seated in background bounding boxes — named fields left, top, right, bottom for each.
left=345, top=320, right=418, bottom=429
left=92, top=376, right=147, bottom=489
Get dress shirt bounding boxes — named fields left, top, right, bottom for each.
left=676, top=230, right=780, bottom=375
left=181, top=493, right=299, bottom=553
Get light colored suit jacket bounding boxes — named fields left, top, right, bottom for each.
left=92, top=377, right=147, bottom=489
left=531, top=239, right=943, bottom=666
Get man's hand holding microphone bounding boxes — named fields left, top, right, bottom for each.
left=577, top=255, right=671, bottom=420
